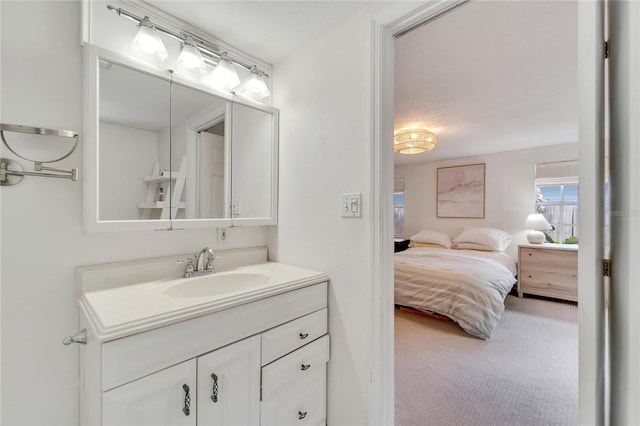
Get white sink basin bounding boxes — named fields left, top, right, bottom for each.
left=162, top=271, right=270, bottom=298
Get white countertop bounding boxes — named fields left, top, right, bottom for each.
left=76, top=248, right=329, bottom=341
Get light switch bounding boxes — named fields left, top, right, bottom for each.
left=341, top=192, right=362, bottom=218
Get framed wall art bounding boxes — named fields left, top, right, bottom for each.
left=437, top=163, right=485, bottom=218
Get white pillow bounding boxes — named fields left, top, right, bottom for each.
left=454, top=242, right=496, bottom=251
left=410, top=230, right=453, bottom=249
left=453, top=227, right=512, bottom=251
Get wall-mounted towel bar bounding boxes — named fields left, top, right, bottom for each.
left=0, top=123, right=79, bottom=186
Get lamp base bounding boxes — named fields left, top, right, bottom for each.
left=526, top=230, right=546, bottom=244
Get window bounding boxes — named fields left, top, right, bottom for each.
left=394, top=192, right=405, bottom=237
left=535, top=161, right=579, bottom=244
left=536, top=181, right=579, bottom=243
left=394, top=178, right=405, bottom=237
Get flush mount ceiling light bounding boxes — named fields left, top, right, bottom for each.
left=394, top=128, right=437, bottom=154
left=202, top=52, right=241, bottom=91
left=236, top=66, right=271, bottom=100
left=128, top=16, right=169, bottom=66
left=107, top=5, right=271, bottom=101
left=174, top=37, right=207, bottom=78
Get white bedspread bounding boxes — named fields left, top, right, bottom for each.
left=394, top=247, right=517, bottom=339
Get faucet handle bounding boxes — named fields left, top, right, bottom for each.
left=177, top=258, right=194, bottom=276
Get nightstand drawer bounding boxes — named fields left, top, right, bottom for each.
left=518, top=270, right=578, bottom=301
left=520, top=248, right=577, bottom=273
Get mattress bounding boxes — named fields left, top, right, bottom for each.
left=394, top=247, right=517, bottom=339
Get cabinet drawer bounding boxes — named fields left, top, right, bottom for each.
left=519, top=270, right=578, bottom=302
left=520, top=248, right=577, bottom=273
left=262, top=335, right=329, bottom=396
left=261, top=367, right=326, bottom=426
left=262, top=309, right=327, bottom=365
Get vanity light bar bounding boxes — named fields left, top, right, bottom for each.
left=106, top=5, right=269, bottom=78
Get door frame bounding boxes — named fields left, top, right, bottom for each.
left=370, top=1, right=604, bottom=424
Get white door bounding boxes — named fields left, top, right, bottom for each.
left=577, top=1, right=606, bottom=424
left=197, top=335, right=261, bottom=425
left=102, top=360, right=197, bottom=426
left=607, top=1, right=640, bottom=424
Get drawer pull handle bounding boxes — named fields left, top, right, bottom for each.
left=299, top=333, right=309, bottom=340
left=182, top=384, right=191, bottom=416
left=211, top=373, right=219, bottom=403
left=298, top=411, right=308, bottom=420
left=301, top=363, right=311, bottom=371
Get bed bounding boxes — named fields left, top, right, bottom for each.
left=394, top=245, right=517, bottom=339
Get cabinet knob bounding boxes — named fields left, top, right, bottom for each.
left=299, top=332, right=309, bottom=340
left=298, top=411, right=308, bottom=420
left=301, top=363, right=311, bottom=371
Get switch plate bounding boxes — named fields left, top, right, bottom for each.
left=341, top=192, right=362, bottom=218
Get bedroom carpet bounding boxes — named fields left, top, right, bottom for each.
left=395, top=295, right=578, bottom=426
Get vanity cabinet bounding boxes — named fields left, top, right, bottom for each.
left=103, top=336, right=261, bottom=426
left=79, top=280, right=329, bottom=426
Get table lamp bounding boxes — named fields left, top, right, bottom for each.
left=524, top=213, right=553, bottom=244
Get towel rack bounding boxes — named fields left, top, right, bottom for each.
left=0, top=123, right=79, bottom=186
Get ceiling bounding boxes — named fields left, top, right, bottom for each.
left=394, top=0, right=578, bottom=165
left=143, top=1, right=578, bottom=166
left=145, top=0, right=377, bottom=64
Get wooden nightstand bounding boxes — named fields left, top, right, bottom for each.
left=394, top=238, right=410, bottom=253
left=518, top=243, right=578, bottom=302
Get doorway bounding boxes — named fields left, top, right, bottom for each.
left=371, top=1, right=605, bottom=424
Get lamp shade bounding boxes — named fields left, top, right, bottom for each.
left=128, top=17, right=168, bottom=66
left=237, top=67, right=270, bottom=100
left=203, top=53, right=240, bottom=91
left=524, top=213, right=553, bottom=230
left=174, top=41, right=207, bottom=78
left=524, top=213, right=552, bottom=244
left=394, top=129, right=436, bottom=154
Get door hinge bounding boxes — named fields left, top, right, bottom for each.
left=603, top=259, right=611, bottom=277
left=604, top=40, right=610, bottom=59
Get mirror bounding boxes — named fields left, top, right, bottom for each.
left=231, top=102, right=277, bottom=223
left=86, top=47, right=278, bottom=231
left=98, top=60, right=171, bottom=222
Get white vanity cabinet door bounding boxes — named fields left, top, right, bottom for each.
left=197, top=335, right=261, bottom=425
left=102, top=360, right=196, bottom=426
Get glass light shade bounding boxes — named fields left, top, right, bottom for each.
left=394, top=129, right=437, bottom=154
left=174, top=43, right=207, bottom=78
left=237, top=69, right=271, bottom=100
left=128, top=21, right=168, bottom=66
left=202, top=55, right=240, bottom=91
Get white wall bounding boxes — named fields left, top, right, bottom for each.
left=0, top=2, right=268, bottom=424
left=99, top=122, right=159, bottom=220
left=271, top=2, right=417, bottom=423
left=395, top=143, right=578, bottom=258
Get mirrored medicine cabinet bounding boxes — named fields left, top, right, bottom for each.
left=84, top=46, right=278, bottom=232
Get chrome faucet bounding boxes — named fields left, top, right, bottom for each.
left=181, top=247, right=219, bottom=278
